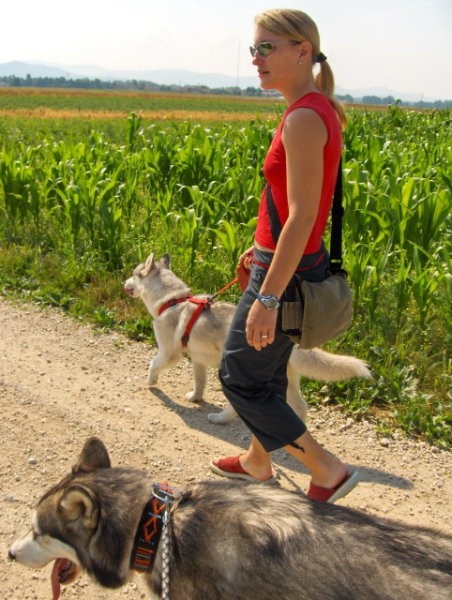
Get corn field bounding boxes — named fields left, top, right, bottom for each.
left=0, top=97, right=450, bottom=445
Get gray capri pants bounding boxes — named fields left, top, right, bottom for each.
left=219, top=246, right=329, bottom=452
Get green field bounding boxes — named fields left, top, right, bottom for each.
left=0, top=88, right=450, bottom=447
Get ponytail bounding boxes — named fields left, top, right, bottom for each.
left=315, top=61, right=347, bottom=129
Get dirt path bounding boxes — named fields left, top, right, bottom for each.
left=1, top=298, right=451, bottom=599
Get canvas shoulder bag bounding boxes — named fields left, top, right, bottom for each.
left=266, top=158, right=353, bottom=349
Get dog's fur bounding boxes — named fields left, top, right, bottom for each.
left=9, top=437, right=452, bottom=600
left=124, top=252, right=371, bottom=423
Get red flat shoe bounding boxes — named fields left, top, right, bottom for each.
left=210, top=455, right=277, bottom=484
left=307, top=469, right=360, bottom=503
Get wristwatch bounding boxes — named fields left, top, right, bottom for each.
left=256, top=293, right=280, bottom=310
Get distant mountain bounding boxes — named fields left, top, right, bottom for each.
left=0, top=61, right=441, bottom=102
left=0, top=60, right=258, bottom=90
left=0, top=61, right=77, bottom=79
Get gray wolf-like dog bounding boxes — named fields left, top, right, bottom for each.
left=9, top=437, right=452, bottom=600
left=124, top=252, right=371, bottom=423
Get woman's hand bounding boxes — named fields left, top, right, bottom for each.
left=238, top=247, right=254, bottom=271
left=237, top=248, right=254, bottom=293
left=245, top=300, right=278, bottom=350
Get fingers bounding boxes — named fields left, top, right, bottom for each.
left=238, top=248, right=254, bottom=270
left=243, top=255, right=253, bottom=270
left=258, top=331, right=272, bottom=350
left=246, top=299, right=278, bottom=350
left=246, top=328, right=274, bottom=350
left=238, top=254, right=253, bottom=271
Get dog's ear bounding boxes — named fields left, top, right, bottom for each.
left=59, top=484, right=99, bottom=529
left=140, top=253, right=155, bottom=277
left=161, top=253, right=171, bottom=269
left=73, top=437, right=111, bottom=474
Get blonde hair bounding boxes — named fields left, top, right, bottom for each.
left=255, top=9, right=346, bottom=128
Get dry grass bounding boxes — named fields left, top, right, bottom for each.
left=0, top=107, right=266, bottom=121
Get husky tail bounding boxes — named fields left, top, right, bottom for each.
left=290, top=348, right=372, bottom=382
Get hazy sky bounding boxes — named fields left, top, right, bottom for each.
left=2, top=0, right=451, bottom=99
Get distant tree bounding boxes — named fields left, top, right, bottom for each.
left=244, top=86, right=263, bottom=97
left=0, top=75, right=450, bottom=107
left=362, top=95, right=382, bottom=105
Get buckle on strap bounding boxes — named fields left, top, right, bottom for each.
left=151, top=481, right=181, bottom=503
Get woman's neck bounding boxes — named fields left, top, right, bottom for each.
left=283, top=81, right=319, bottom=106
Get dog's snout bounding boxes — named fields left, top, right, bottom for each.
left=8, top=549, right=16, bottom=561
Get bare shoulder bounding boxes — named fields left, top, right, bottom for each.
left=283, top=107, right=327, bottom=146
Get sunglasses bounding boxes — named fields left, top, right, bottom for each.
left=249, top=40, right=299, bottom=57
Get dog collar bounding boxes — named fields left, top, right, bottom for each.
left=130, top=482, right=179, bottom=573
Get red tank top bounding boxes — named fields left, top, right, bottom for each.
left=254, top=92, right=342, bottom=254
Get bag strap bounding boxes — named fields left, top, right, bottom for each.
left=265, top=183, right=283, bottom=247
left=329, top=158, right=343, bottom=272
left=265, top=157, right=344, bottom=271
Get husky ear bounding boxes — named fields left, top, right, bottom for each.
left=161, top=253, right=171, bottom=269
left=140, top=253, right=155, bottom=277
left=73, top=437, right=111, bottom=474
left=59, top=485, right=99, bottom=529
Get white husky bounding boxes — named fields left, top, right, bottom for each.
left=124, top=253, right=371, bottom=424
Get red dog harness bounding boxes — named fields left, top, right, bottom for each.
left=157, top=276, right=239, bottom=347
left=158, top=295, right=212, bottom=347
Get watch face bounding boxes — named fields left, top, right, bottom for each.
left=264, top=298, right=279, bottom=309
left=258, top=294, right=280, bottom=310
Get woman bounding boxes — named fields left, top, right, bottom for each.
left=210, top=8, right=359, bottom=502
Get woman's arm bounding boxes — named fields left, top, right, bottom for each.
left=245, top=107, right=327, bottom=350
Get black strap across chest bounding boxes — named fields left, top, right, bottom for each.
left=265, top=158, right=344, bottom=272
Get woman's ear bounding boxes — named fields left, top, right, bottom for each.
left=298, top=40, right=313, bottom=62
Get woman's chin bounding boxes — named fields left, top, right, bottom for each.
left=258, top=76, right=272, bottom=90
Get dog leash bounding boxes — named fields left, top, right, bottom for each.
left=208, top=276, right=239, bottom=301
left=157, top=489, right=172, bottom=600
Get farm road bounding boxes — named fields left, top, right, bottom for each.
left=0, top=298, right=451, bottom=599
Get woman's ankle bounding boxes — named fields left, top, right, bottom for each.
left=309, top=460, right=348, bottom=489
left=239, top=453, right=273, bottom=480
left=286, top=432, right=348, bottom=488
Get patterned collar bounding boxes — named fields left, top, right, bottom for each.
left=130, top=482, right=179, bottom=572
